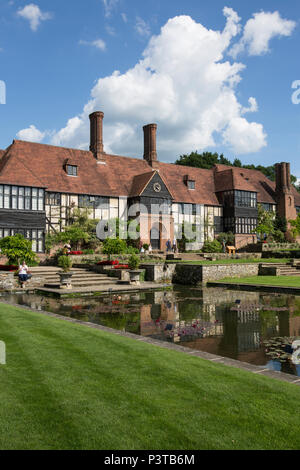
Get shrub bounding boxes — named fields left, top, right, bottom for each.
left=202, top=239, right=222, bottom=253
left=58, top=255, right=73, bottom=272
left=217, top=232, right=235, bottom=246
left=128, top=254, right=140, bottom=270
left=273, top=230, right=286, bottom=243
left=143, top=244, right=149, bottom=250
left=82, top=249, right=94, bottom=255
left=0, top=234, right=37, bottom=265
left=126, top=245, right=139, bottom=255
left=102, top=238, right=127, bottom=255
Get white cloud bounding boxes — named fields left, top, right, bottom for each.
left=16, top=125, right=46, bottom=142
left=229, top=11, right=296, bottom=58
left=241, top=97, right=258, bottom=114
left=79, top=39, right=106, bottom=51
left=135, top=16, right=151, bottom=38
left=51, top=117, right=86, bottom=148
left=102, top=0, right=119, bottom=18
left=121, top=13, right=127, bottom=23
left=17, top=3, right=52, bottom=31
left=106, top=25, right=116, bottom=36
left=222, top=118, right=266, bottom=154
left=48, top=9, right=296, bottom=159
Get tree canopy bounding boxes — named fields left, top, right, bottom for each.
left=175, top=151, right=297, bottom=185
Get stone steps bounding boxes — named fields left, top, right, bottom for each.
left=29, top=266, right=120, bottom=289
left=279, top=270, right=300, bottom=276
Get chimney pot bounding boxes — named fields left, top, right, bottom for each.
left=143, top=123, right=158, bottom=166
left=89, top=111, right=105, bottom=161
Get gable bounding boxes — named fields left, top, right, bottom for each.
left=141, top=172, right=172, bottom=199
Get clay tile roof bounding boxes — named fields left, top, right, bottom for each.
left=156, top=162, right=220, bottom=206
left=0, top=140, right=151, bottom=196
left=130, top=171, right=156, bottom=197
left=214, top=164, right=279, bottom=204
left=1, top=139, right=299, bottom=208
left=214, top=166, right=257, bottom=193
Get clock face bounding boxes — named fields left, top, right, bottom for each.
left=153, top=182, right=161, bottom=193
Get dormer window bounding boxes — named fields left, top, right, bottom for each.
left=187, top=180, right=195, bottom=190
left=66, top=165, right=78, bottom=177
left=184, top=174, right=195, bottom=190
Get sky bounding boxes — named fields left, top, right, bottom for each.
left=1, top=0, right=300, bottom=176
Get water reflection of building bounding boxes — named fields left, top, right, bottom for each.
left=5, top=289, right=300, bottom=375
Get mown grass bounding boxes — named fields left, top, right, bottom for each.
left=0, top=303, right=299, bottom=450
left=167, top=258, right=290, bottom=265
left=218, top=276, right=300, bottom=288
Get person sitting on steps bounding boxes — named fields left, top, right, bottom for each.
left=18, top=261, right=29, bottom=289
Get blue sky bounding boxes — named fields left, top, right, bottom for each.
left=1, top=0, right=300, bottom=176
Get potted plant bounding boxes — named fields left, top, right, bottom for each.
left=128, top=254, right=142, bottom=285
left=143, top=243, right=149, bottom=255
left=57, top=255, right=73, bottom=289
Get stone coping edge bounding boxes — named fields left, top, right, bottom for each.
left=207, top=282, right=300, bottom=295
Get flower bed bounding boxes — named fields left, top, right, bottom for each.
left=113, top=265, right=129, bottom=270
left=68, top=251, right=83, bottom=256
left=97, top=260, right=119, bottom=266
left=0, top=265, right=18, bottom=272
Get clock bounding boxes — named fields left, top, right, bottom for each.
left=153, top=182, right=161, bottom=193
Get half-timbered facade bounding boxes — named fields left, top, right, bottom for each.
left=0, top=111, right=299, bottom=252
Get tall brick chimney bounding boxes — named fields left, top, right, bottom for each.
left=143, top=123, right=158, bottom=167
left=89, top=111, right=105, bottom=162
left=275, top=162, right=297, bottom=221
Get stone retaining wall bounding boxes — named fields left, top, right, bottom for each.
left=262, top=243, right=300, bottom=252
left=167, top=253, right=262, bottom=261
left=0, top=272, right=44, bottom=290
left=173, top=263, right=259, bottom=286
left=258, top=266, right=280, bottom=276
left=140, top=264, right=176, bottom=283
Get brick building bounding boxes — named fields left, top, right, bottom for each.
left=0, top=110, right=299, bottom=253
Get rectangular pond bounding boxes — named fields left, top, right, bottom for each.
left=1, top=286, right=300, bottom=377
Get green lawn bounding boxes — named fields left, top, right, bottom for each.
left=167, top=258, right=290, bottom=265
left=0, top=303, right=300, bottom=450
left=218, top=276, right=300, bottom=288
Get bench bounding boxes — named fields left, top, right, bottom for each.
left=227, top=246, right=236, bottom=255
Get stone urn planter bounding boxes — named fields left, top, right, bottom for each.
left=57, top=255, right=73, bottom=289
left=129, top=269, right=143, bottom=286
left=128, top=254, right=142, bottom=285
left=58, top=271, right=73, bottom=289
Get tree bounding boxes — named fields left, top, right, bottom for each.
left=175, top=152, right=298, bottom=185
left=175, top=152, right=231, bottom=169
left=0, top=234, right=37, bottom=265
left=233, top=158, right=242, bottom=167
left=289, top=214, right=300, bottom=239
left=48, top=208, right=99, bottom=250
left=217, top=232, right=235, bottom=246
left=255, top=204, right=275, bottom=240
left=274, top=215, right=287, bottom=234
